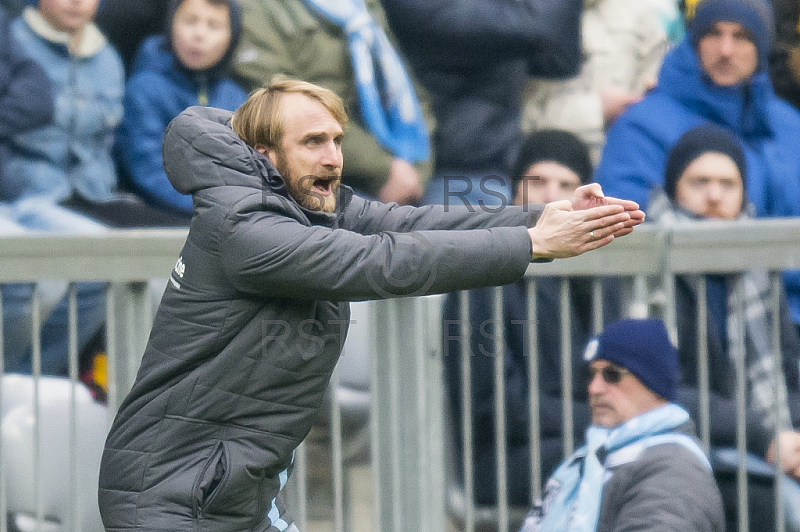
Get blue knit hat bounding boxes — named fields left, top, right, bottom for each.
left=688, top=0, right=774, bottom=70
left=583, top=318, right=679, bottom=401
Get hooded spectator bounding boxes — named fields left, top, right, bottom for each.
left=116, top=0, right=247, bottom=216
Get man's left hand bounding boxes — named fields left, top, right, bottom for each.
left=571, top=183, right=645, bottom=238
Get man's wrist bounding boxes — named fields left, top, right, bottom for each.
left=531, top=240, right=554, bottom=263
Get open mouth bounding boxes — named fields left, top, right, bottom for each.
left=313, top=178, right=334, bottom=196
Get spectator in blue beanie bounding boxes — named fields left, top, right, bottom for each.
left=520, top=318, right=724, bottom=532
left=650, top=124, right=800, bottom=532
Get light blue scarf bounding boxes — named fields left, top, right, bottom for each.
left=520, top=404, right=710, bottom=532
left=301, top=0, right=430, bottom=163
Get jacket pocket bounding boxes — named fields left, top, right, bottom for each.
left=193, top=440, right=267, bottom=528
left=194, top=441, right=228, bottom=512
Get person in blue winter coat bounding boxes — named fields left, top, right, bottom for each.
left=117, top=0, right=246, bottom=217
left=596, top=0, right=800, bottom=218
left=594, top=0, right=800, bottom=336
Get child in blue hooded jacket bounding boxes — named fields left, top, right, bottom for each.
left=117, top=0, right=246, bottom=217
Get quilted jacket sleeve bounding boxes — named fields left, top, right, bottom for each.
left=220, top=196, right=535, bottom=301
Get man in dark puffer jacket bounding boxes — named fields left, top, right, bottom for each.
left=98, top=78, right=643, bottom=532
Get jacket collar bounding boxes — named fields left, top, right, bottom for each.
left=23, top=6, right=107, bottom=58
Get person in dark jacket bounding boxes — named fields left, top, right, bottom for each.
left=443, top=129, right=623, bottom=505
left=769, top=0, right=800, bottom=111
left=0, top=4, right=52, bottom=192
left=98, top=78, right=644, bottom=532
left=649, top=124, right=800, bottom=531
left=381, top=0, right=583, bottom=206
left=116, top=0, right=247, bottom=217
left=520, top=318, right=725, bottom=532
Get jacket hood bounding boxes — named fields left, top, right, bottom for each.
left=131, top=35, right=173, bottom=77
left=655, top=38, right=773, bottom=139
left=163, top=106, right=281, bottom=196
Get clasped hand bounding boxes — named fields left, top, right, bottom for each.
left=528, top=183, right=645, bottom=260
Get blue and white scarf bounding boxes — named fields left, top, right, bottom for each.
left=520, top=404, right=710, bottom=532
left=301, top=0, right=430, bottom=163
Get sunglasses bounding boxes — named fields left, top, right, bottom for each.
left=585, top=365, right=631, bottom=385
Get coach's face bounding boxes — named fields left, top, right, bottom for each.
left=259, top=93, right=344, bottom=213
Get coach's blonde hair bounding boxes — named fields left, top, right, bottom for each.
left=231, top=76, right=348, bottom=150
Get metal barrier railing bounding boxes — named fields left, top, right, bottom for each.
left=448, top=218, right=800, bottom=532
left=0, top=219, right=798, bottom=531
